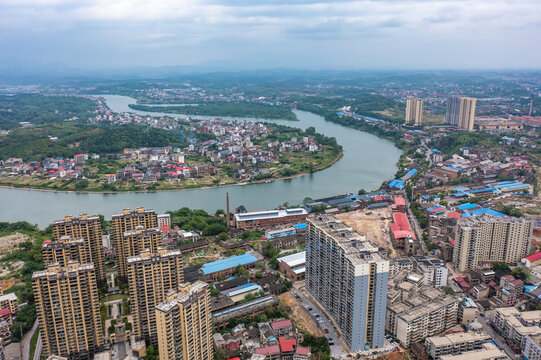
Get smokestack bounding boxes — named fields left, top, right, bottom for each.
left=226, top=192, right=230, bottom=228
left=530, top=95, right=534, bottom=117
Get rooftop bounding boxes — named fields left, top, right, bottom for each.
left=426, top=332, right=490, bottom=347
left=277, top=251, right=306, bottom=267
left=235, top=208, right=307, bottom=222
left=201, top=253, right=258, bottom=275
left=309, top=214, right=385, bottom=266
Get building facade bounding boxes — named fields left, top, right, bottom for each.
left=42, top=236, right=87, bottom=267
left=306, top=215, right=388, bottom=351
left=118, top=226, right=162, bottom=279
left=446, top=95, right=461, bottom=125
left=425, top=332, right=491, bottom=360
left=127, top=248, right=183, bottom=346
left=405, top=97, right=424, bottom=126
left=156, top=281, right=213, bottom=360
left=33, top=262, right=103, bottom=359
left=453, top=215, right=533, bottom=272
left=112, top=207, right=158, bottom=278
left=52, top=214, right=105, bottom=281
left=458, top=97, right=477, bottom=131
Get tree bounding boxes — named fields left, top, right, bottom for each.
left=145, top=345, right=159, bottom=360
left=442, top=286, right=453, bottom=295
left=302, top=197, right=313, bottom=205
left=358, top=189, right=367, bottom=195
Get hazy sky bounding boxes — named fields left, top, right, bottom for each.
left=1, top=0, right=540, bottom=70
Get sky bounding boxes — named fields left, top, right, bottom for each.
left=0, top=0, right=540, bottom=71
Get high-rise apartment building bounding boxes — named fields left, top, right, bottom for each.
left=112, top=207, right=157, bottom=278
left=52, top=214, right=105, bottom=281
left=306, top=214, right=388, bottom=351
left=445, top=95, right=477, bottom=130
left=445, top=95, right=461, bottom=125
left=458, top=97, right=477, bottom=131
left=127, top=248, right=183, bottom=346
left=117, top=226, right=162, bottom=279
left=156, top=281, right=213, bottom=360
left=405, top=97, right=424, bottom=126
left=453, top=215, right=533, bottom=272
left=33, top=262, right=103, bottom=359
left=42, top=236, right=87, bottom=267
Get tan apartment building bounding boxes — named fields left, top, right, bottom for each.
left=33, top=262, right=103, bottom=359
left=453, top=214, right=533, bottom=272
left=52, top=214, right=105, bottom=281
left=156, top=281, right=213, bottom=360
left=491, top=307, right=541, bottom=352
left=425, top=332, right=491, bottom=359
left=127, top=248, right=183, bottom=347
left=112, top=207, right=158, bottom=278
left=439, top=343, right=507, bottom=360
left=405, top=97, right=424, bottom=126
left=42, top=236, right=87, bottom=267
left=458, top=97, right=477, bottom=131
left=386, top=285, right=459, bottom=347
left=117, top=226, right=162, bottom=279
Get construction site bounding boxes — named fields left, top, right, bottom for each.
left=337, top=207, right=399, bottom=257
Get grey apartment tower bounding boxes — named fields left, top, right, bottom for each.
left=306, top=214, right=389, bottom=351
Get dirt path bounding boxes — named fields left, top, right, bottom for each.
left=279, top=292, right=323, bottom=337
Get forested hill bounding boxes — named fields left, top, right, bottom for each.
left=129, top=102, right=298, bottom=120
left=0, top=123, right=187, bottom=161
left=0, top=94, right=97, bottom=130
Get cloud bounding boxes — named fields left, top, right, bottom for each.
left=0, top=0, right=539, bottom=69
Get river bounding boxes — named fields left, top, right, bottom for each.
left=0, top=95, right=402, bottom=227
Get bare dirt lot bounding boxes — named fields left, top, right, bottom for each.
left=279, top=292, right=323, bottom=337
left=337, top=208, right=397, bottom=257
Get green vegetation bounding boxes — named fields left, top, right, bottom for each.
left=29, top=329, right=40, bottom=359
left=301, top=333, right=331, bottom=360
left=129, top=102, right=297, bottom=120
left=442, top=286, right=453, bottom=295
left=0, top=122, right=187, bottom=161
left=0, top=222, right=50, bottom=341
left=166, top=207, right=227, bottom=236
left=0, top=94, right=98, bottom=130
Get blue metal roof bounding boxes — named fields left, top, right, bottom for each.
left=201, top=253, right=258, bottom=275
left=405, top=169, right=418, bottom=177
left=458, top=203, right=478, bottom=211
left=463, top=208, right=505, bottom=218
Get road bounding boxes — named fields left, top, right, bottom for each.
left=21, top=319, right=38, bottom=360
left=33, top=333, right=42, bottom=360
left=292, top=285, right=347, bottom=358
left=293, top=284, right=397, bottom=359
left=476, top=310, right=521, bottom=360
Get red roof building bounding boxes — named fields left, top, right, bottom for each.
left=522, top=251, right=541, bottom=267
left=447, top=211, right=461, bottom=219
left=391, top=213, right=416, bottom=240
left=255, top=345, right=281, bottom=356
left=279, top=337, right=297, bottom=353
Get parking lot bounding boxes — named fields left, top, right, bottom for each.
left=292, top=284, right=401, bottom=359
left=292, top=286, right=348, bottom=358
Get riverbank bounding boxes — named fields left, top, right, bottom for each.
left=0, top=151, right=343, bottom=194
